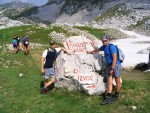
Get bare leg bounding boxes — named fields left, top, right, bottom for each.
left=24, top=46, right=28, bottom=55
left=27, top=47, right=29, bottom=54
left=107, top=75, right=113, bottom=93
left=44, top=77, right=56, bottom=88
left=115, top=77, right=121, bottom=92
left=14, top=47, right=17, bottom=53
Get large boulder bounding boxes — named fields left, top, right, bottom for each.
left=54, top=36, right=107, bottom=95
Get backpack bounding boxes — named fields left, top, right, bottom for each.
left=23, top=37, right=29, bottom=45
left=109, top=44, right=125, bottom=63
left=12, top=39, right=17, bottom=46
left=17, top=37, right=20, bottom=42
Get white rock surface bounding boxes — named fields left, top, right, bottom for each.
left=0, top=17, right=24, bottom=29
left=54, top=36, right=107, bottom=95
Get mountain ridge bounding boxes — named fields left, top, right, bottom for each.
left=0, top=0, right=33, bottom=8
left=0, top=0, right=150, bottom=35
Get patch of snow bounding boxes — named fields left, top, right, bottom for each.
left=111, top=29, right=150, bottom=69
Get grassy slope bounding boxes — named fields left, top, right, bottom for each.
left=0, top=26, right=150, bottom=113
left=128, top=17, right=150, bottom=30
left=75, top=26, right=106, bottom=38
left=0, top=25, right=65, bottom=45
left=95, top=4, right=130, bottom=22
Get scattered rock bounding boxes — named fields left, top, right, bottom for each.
left=19, top=73, right=24, bottom=77
left=132, top=106, right=137, bottom=110
left=0, top=17, right=24, bottom=29
left=144, top=69, right=150, bottom=72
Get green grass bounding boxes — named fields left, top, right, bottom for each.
left=0, top=51, right=150, bottom=113
left=0, top=26, right=150, bottom=113
left=75, top=26, right=106, bottom=38
left=0, top=25, right=66, bottom=46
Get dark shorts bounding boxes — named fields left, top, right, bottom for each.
left=106, top=64, right=122, bottom=78
left=13, top=45, right=17, bottom=48
left=23, top=44, right=29, bottom=48
left=17, top=42, right=20, bottom=46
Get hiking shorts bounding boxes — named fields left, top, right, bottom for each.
left=106, top=64, right=122, bottom=78
left=42, top=68, right=55, bottom=79
left=23, top=44, right=29, bottom=48
left=13, top=45, right=17, bottom=48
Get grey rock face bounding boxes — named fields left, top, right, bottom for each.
left=0, top=17, right=24, bottom=29
left=54, top=36, right=107, bottom=95
left=32, top=2, right=65, bottom=22
left=54, top=35, right=123, bottom=95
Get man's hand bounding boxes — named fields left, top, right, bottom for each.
left=41, top=69, right=45, bottom=75
left=66, top=51, right=71, bottom=55
left=109, top=69, right=113, bottom=75
left=87, top=51, right=90, bottom=54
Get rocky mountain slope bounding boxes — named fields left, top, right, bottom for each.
left=0, top=0, right=33, bottom=18
left=30, top=0, right=150, bottom=35
left=90, top=0, right=150, bottom=35
left=0, top=0, right=33, bottom=8
left=0, top=0, right=150, bottom=35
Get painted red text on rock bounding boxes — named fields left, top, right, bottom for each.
left=66, top=41, right=94, bottom=53
left=78, top=75, right=93, bottom=81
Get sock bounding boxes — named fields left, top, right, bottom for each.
left=107, top=93, right=111, bottom=97
left=115, top=92, right=119, bottom=96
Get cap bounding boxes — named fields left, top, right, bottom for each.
left=101, top=35, right=109, bottom=40
left=49, top=40, right=56, bottom=45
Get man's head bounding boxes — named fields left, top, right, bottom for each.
left=49, top=40, right=56, bottom=50
left=101, top=35, right=109, bottom=46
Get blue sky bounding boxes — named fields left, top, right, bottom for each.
left=0, top=0, right=49, bottom=6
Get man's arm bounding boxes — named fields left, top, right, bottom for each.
left=111, top=53, right=117, bottom=69
left=41, top=57, right=45, bottom=74
left=87, top=48, right=99, bottom=54
left=60, top=47, right=70, bottom=54
left=109, top=53, right=117, bottom=75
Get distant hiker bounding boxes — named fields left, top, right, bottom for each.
left=15, top=35, right=20, bottom=50
left=12, top=38, right=18, bottom=53
left=40, top=40, right=70, bottom=94
left=87, top=35, right=122, bottom=105
left=22, top=36, right=29, bottom=55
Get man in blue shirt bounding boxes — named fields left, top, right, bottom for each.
left=87, top=35, right=122, bottom=105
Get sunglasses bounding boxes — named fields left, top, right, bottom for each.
left=102, top=40, right=108, bottom=42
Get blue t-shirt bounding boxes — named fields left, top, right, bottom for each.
left=99, top=43, right=121, bottom=65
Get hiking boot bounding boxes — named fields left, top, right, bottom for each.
left=101, top=96, right=112, bottom=105
left=40, top=87, right=48, bottom=94
left=112, top=94, right=119, bottom=101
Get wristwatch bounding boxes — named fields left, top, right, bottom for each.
left=110, top=68, right=114, bottom=70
